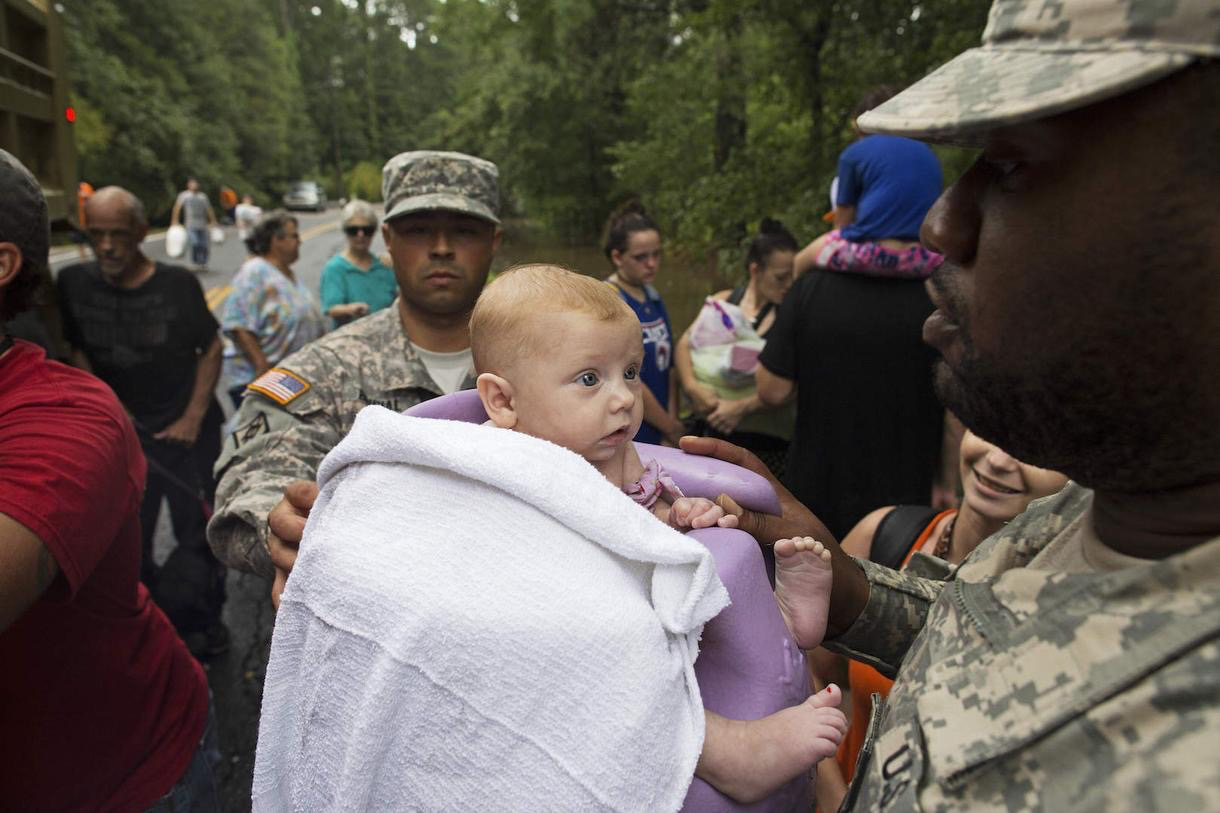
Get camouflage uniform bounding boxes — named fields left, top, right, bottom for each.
left=380, top=150, right=500, bottom=224
left=833, top=1, right=1220, bottom=809
left=208, top=150, right=498, bottom=577
left=207, top=306, right=477, bottom=576
left=857, top=0, right=1220, bottom=147
left=830, top=484, right=1220, bottom=811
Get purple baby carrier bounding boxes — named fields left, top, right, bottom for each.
left=405, top=391, right=810, bottom=811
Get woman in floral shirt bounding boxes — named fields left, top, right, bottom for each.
left=221, top=211, right=324, bottom=406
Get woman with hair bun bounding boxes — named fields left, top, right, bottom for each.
left=674, top=218, right=797, bottom=477
left=603, top=202, right=685, bottom=446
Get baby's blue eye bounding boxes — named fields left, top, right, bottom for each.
left=624, top=365, right=639, bottom=381
left=579, top=371, right=600, bottom=387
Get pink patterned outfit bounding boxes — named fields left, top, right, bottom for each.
left=623, top=459, right=685, bottom=509
left=814, top=229, right=943, bottom=280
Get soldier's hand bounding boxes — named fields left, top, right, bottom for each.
left=268, top=480, right=319, bottom=609
left=679, top=435, right=829, bottom=545
left=679, top=435, right=871, bottom=638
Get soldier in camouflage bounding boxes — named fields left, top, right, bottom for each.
left=207, top=151, right=502, bottom=592
left=691, top=0, right=1220, bottom=809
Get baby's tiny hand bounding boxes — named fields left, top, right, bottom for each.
left=669, top=497, right=740, bottom=530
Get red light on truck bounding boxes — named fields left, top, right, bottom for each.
left=65, top=106, right=76, bottom=123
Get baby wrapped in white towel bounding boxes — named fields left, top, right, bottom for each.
left=469, top=264, right=846, bottom=804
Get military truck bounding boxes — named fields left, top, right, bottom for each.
left=1, top=0, right=75, bottom=357
left=1, top=0, right=76, bottom=221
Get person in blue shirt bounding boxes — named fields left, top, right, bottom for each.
left=320, top=200, right=398, bottom=327
left=795, top=86, right=943, bottom=278
left=603, top=202, right=684, bottom=446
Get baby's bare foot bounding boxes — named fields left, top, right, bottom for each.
left=698, top=685, right=847, bottom=804
left=774, top=536, right=833, bottom=649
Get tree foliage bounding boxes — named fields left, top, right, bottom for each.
left=62, top=0, right=315, bottom=219
left=63, top=0, right=987, bottom=256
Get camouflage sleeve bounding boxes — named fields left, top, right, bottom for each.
left=824, top=557, right=947, bottom=678
left=207, top=380, right=342, bottom=578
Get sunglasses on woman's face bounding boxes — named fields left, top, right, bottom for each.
left=344, top=225, right=376, bottom=237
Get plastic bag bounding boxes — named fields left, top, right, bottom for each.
left=692, top=338, right=765, bottom=392
left=690, top=298, right=749, bottom=349
left=688, top=297, right=766, bottom=393
left=210, top=225, right=225, bottom=244
left=165, top=225, right=187, bottom=258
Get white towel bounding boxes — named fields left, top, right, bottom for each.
left=253, top=406, right=730, bottom=812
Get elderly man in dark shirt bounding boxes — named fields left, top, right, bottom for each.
left=57, top=186, right=228, bottom=656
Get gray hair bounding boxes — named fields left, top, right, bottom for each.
left=342, top=199, right=379, bottom=227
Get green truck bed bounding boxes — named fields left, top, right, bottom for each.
left=1, top=0, right=76, bottom=222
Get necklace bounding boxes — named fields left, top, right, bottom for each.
left=607, top=274, right=647, bottom=303
left=932, top=513, right=957, bottom=561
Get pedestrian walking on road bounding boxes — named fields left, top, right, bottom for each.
left=234, top=194, right=262, bottom=243
left=171, top=178, right=218, bottom=272
left=220, top=185, right=238, bottom=222
left=76, top=180, right=93, bottom=259
left=57, top=185, right=230, bottom=657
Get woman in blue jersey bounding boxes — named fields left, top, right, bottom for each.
left=603, top=202, right=685, bottom=445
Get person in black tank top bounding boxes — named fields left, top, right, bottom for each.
left=675, top=219, right=797, bottom=477
left=726, top=282, right=776, bottom=334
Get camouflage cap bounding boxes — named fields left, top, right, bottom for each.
left=858, top=0, right=1220, bottom=145
left=0, top=148, right=49, bottom=273
left=381, top=150, right=500, bottom=225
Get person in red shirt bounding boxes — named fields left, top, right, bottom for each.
left=0, top=149, right=216, bottom=810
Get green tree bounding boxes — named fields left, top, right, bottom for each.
left=61, top=0, right=987, bottom=246
left=62, top=0, right=316, bottom=219
left=612, top=0, right=988, bottom=271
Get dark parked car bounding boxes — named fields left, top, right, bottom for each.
left=283, top=181, right=328, bottom=212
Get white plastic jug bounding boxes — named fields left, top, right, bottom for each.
left=165, top=225, right=187, bottom=258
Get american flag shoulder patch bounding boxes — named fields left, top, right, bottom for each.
left=246, top=368, right=311, bottom=406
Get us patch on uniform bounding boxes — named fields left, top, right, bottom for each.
left=247, top=368, right=310, bottom=405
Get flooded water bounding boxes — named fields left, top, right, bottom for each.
left=495, top=224, right=735, bottom=343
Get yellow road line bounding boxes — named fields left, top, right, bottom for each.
left=300, top=218, right=341, bottom=240
left=206, top=284, right=233, bottom=311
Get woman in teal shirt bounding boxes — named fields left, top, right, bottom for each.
left=320, top=199, right=398, bottom=326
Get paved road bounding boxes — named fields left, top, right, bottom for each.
left=50, top=206, right=366, bottom=315
left=51, top=207, right=375, bottom=810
